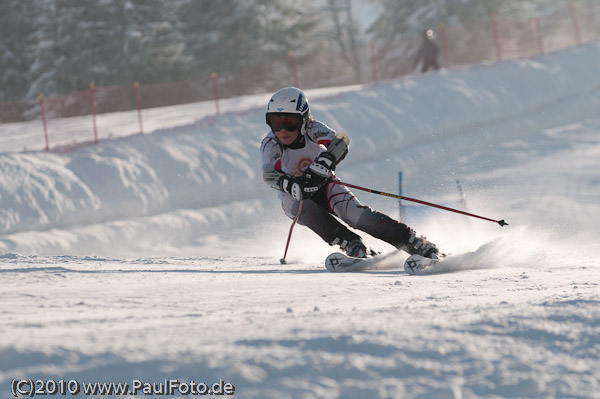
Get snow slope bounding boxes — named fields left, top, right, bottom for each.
left=1, top=44, right=599, bottom=398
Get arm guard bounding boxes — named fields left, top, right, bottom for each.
left=263, top=166, right=284, bottom=190
left=325, top=131, right=350, bottom=167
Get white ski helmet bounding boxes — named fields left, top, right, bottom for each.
left=265, top=87, right=310, bottom=135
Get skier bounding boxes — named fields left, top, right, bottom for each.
left=414, top=29, right=441, bottom=73
left=260, top=87, right=441, bottom=259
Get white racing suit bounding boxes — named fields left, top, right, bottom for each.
left=260, top=120, right=413, bottom=250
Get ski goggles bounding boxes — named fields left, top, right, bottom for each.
left=267, top=113, right=303, bottom=132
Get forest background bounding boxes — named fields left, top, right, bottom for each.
left=0, top=0, right=584, bottom=102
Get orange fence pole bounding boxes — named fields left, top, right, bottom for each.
left=211, top=72, right=220, bottom=116
left=288, top=50, right=300, bottom=88
left=369, top=41, right=379, bottom=86
left=569, top=2, right=582, bottom=46
left=439, top=23, right=451, bottom=68
left=535, top=18, right=545, bottom=56
left=491, top=13, right=502, bottom=62
left=134, top=81, right=144, bottom=134
left=38, top=94, right=50, bottom=151
left=89, top=82, right=98, bottom=144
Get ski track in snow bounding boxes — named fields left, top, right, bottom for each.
left=1, top=45, right=600, bottom=398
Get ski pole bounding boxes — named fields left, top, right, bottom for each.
left=332, top=180, right=508, bottom=227
left=280, top=200, right=304, bottom=264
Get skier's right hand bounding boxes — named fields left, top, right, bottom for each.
left=278, top=174, right=321, bottom=201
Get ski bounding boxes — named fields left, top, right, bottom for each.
left=325, top=252, right=384, bottom=272
left=403, top=254, right=443, bottom=275
left=326, top=252, right=454, bottom=274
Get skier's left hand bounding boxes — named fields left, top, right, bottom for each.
left=308, top=152, right=336, bottom=181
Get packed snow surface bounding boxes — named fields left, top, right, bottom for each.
left=1, top=45, right=599, bottom=398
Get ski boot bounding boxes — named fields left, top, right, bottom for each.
left=333, top=232, right=377, bottom=258
left=344, top=238, right=370, bottom=258
left=401, top=230, right=442, bottom=259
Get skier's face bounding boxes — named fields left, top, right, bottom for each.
left=274, top=128, right=299, bottom=145
left=268, top=113, right=302, bottom=145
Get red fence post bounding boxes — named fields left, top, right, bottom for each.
left=134, top=81, right=143, bottom=134
left=89, top=82, right=98, bottom=144
left=491, top=13, right=502, bottom=62
left=439, top=23, right=451, bottom=68
left=569, top=2, right=582, bottom=46
left=369, top=41, right=379, bottom=86
left=288, top=50, right=300, bottom=88
left=211, top=72, right=220, bottom=116
left=535, top=18, right=545, bottom=56
left=38, top=93, right=50, bottom=151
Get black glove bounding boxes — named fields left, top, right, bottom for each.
left=278, top=174, right=321, bottom=201
left=307, top=152, right=336, bottom=183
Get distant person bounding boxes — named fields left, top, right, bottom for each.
left=260, top=86, right=441, bottom=259
left=414, top=29, right=440, bottom=73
